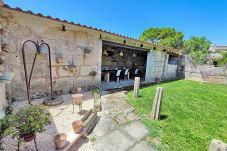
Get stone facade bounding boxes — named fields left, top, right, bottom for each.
left=0, top=8, right=102, bottom=100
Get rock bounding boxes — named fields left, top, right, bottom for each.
left=208, top=139, right=227, bottom=151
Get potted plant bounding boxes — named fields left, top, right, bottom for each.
left=56, top=56, right=63, bottom=64
left=0, top=115, right=14, bottom=150
left=84, top=47, right=91, bottom=54
left=54, top=133, right=67, bottom=150
left=68, top=58, right=77, bottom=74
left=91, top=87, right=101, bottom=98
left=3, top=105, right=51, bottom=143
left=88, top=71, right=97, bottom=80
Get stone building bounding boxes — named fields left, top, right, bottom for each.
left=0, top=4, right=183, bottom=102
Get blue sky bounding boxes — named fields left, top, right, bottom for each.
left=4, top=0, right=227, bottom=45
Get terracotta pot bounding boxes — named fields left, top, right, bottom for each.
left=56, top=57, right=63, bottom=63
left=54, top=133, right=67, bottom=150
left=23, top=133, right=36, bottom=142
left=72, top=94, right=83, bottom=105
left=72, top=120, right=83, bottom=134
left=68, top=64, right=77, bottom=73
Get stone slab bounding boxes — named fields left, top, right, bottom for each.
left=92, top=116, right=118, bottom=137
left=99, top=130, right=135, bottom=151
left=129, top=141, right=157, bottom=151
left=122, top=121, right=148, bottom=142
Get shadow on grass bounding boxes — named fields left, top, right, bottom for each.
left=160, top=114, right=168, bottom=120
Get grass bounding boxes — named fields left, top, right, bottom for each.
left=128, top=80, right=227, bottom=151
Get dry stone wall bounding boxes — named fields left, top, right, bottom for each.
left=185, top=55, right=227, bottom=84
left=0, top=9, right=102, bottom=100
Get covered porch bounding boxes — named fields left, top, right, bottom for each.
left=101, top=40, right=149, bottom=90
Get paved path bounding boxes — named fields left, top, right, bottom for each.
left=78, top=91, right=157, bottom=151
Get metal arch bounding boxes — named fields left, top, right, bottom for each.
left=22, top=40, right=39, bottom=104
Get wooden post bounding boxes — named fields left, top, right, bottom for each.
left=133, top=77, right=140, bottom=99
left=150, top=87, right=163, bottom=120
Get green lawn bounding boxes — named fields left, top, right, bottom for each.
left=128, top=80, right=227, bottom=151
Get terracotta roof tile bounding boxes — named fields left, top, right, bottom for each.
left=1, top=4, right=181, bottom=53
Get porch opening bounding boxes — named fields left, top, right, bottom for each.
left=101, top=40, right=149, bottom=90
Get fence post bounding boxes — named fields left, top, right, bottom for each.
left=150, top=87, right=163, bottom=120
left=133, top=77, right=140, bottom=99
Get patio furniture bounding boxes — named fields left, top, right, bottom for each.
left=134, top=69, right=141, bottom=78
left=72, top=94, right=83, bottom=113
left=115, top=70, right=122, bottom=83
left=123, top=69, right=130, bottom=81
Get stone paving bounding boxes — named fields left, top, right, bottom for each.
left=3, top=91, right=156, bottom=151
left=77, top=91, right=156, bottom=151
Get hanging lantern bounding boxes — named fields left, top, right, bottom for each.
left=132, top=51, right=136, bottom=57
left=103, top=49, right=108, bottom=56
left=119, top=50, right=124, bottom=57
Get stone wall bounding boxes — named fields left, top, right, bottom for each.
left=0, top=8, right=102, bottom=100
left=185, top=55, right=227, bottom=84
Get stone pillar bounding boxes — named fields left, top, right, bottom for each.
left=133, top=77, right=140, bottom=99
left=150, top=87, right=163, bottom=120
left=145, top=51, right=153, bottom=82
left=208, top=139, right=227, bottom=151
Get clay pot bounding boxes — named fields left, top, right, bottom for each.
left=23, top=133, right=36, bottom=142
left=54, top=133, right=67, bottom=150
left=56, top=57, right=63, bottom=63
left=72, top=94, right=83, bottom=105
left=68, top=64, right=77, bottom=73
left=72, top=120, right=83, bottom=134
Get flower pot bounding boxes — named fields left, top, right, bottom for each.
left=0, top=71, right=14, bottom=81
left=54, top=133, right=67, bottom=150
left=72, top=120, right=83, bottom=134
left=72, top=94, right=83, bottom=105
left=56, top=57, right=63, bottom=64
left=68, top=64, right=77, bottom=73
left=90, top=76, right=96, bottom=80
left=93, top=92, right=100, bottom=98
left=23, top=133, right=36, bottom=142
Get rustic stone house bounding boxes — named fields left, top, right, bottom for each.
left=0, top=4, right=182, bottom=103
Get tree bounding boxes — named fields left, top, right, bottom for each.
left=184, top=36, right=211, bottom=64
left=139, top=27, right=184, bottom=48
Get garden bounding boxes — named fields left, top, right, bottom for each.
left=128, top=80, right=227, bottom=151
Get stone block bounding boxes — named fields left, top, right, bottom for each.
left=122, top=121, right=148, bottom=142
left=208, top=139, right=227, bottom=151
